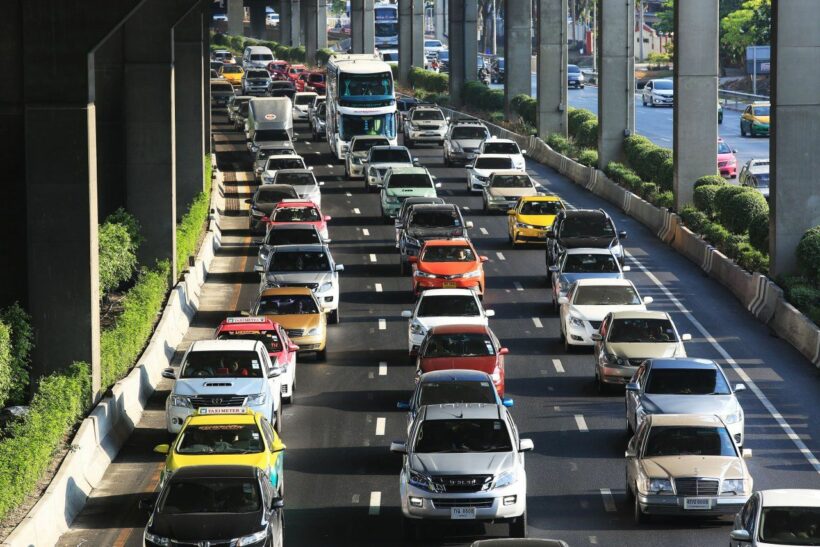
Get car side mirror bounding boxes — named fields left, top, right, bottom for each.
left=407, top=256, right=418, bottom=264
left=624, top=448, right=636, bottom=458
left=401, top=310, right=412, bottom=318
left=161, top=368, right=176, bottom=380
left=521, top=149, right=528, bottom=154
left=507, top=209, right=515, bottom=215
left=619, top=231, right=628, bottom=239
left=254, top=264, right=265, bottom=273
left=335, top=264, right=345, bottom=272
left=591, top=333, right=603, bottom=341
left=729, top=529, right=751, bottom=542
left=138, top=493, right=158, bottom=512
left=626, top=382, right=640, bottom=392
left=435, top=182, right=442, bottom=188
left=272, top=497, right=285, bottom=509
left=681, top=333, right=692, bottom=341
left=153, top=443, right=170, bottom=455
left=479, top=256, right=489, bottom=263
left=324, top=215, right=332, bottom=221
left=394, top=220, right=403, bottom=228
left=519, top=438, right=534, bottom=452
left=245, top=198, right=253, bottom=204
left=466, top=163, right=475, bottom=169
left=734, top=383, right=746, bottom=393
left=643, top=296, right=654, bottom=305
left=502, top=397, right=514, bottom=408
left=742, top=448, right=753, bottom=459
left=390, top=441, right=407, bottom=454
left=289, top=344, right=300, bottom=352
left=498, top=347, right=509, bottom=355
left=622, top=265, right=631, bottom=272
left=548, top=265, right=559, bottom=272
left=485, top=309, right=495, bottom=317
left=732, top=149, right=738, bottom=154
left=557, top=296, right=569, bottom=305
left=397, top=401, right=411, bottom=411
left=465, top=221, right=474, bottom=229
left=319, top=181, right=324, bottom=185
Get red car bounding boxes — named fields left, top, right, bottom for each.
left=717, top=138, right=737, bottom=178
left=262, top=199, right=330, bottom=241
left=214, top=316, right=300, bottom=402
left=267, top=60, right=290, bottom=80
left=295, top=71, right=327, bottom=93
left=287, top=64, right=307, bottom=82
left=415, top=324, right=509, bottom=396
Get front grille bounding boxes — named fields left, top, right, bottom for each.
left=430, top=475, right=492, bottom=493
left=718, top=161, right=728, bottom=167
left=588, top=320, right=602, bottom=331
left=419, top=124, right=441, bottom=130
left=278, top=282, right=319, bottom=291
left=628, top=358, right=647, bottom=367
left=674, top=478, right=719, bottom=496
left=170, top=542, right=232, bottom=547
left=286, top=329, right=305, bottom=337
left=189, top=395, right=247, bottom=408
left=432, top=498, right=494, bottom=508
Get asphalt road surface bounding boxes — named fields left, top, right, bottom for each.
left=56, top=107, right=817, bottom=547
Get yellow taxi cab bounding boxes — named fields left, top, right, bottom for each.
left=153, top=408, right=285, bottom=494
left=219, top=63, right=244, bottom=86
left=507, top=195, right=565, bottom=246
left=251, top=287, right=328, bottom=361
left=740, top=101, right=770, bottom=137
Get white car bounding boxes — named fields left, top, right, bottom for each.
left=346, top=135, right=391, bottom=179
left=642, top=78, right=674, bottom=107
left=403, top=106, right=448, bottom=147
left=261, top=155, right=307, bottom=184
left=478, top=138, right=527, bottom=171
left=466, top=154, right=514, bottom=192
left=164, top=339, right=283, bottom=434
left=558, top=278, right=652, bottom=350
left=270, top=168, right=323, bottom=209
left=423, top=39, right=446, bottom=56
left=401, top=289, right=494, bottom=356
left=730, top=489, right=820, bottom=546
left=550, top=248, right=631, bottom=309
left=292, top=91, right=318, bottom=120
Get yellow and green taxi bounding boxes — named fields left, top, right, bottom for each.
left=507, top=195, right=565, bottom=245
left=740, top=101, right=770, bottom=137
left=153, top=407, right=285, bottom=494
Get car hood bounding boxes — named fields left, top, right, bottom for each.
left=258, top=312, right=322, bottom=331
left=416, top=316, right=487, bottom=330
left=640, top=456, right=746, bottom=481
left=420, top=356, right=498, bottom=374
left=253, top=203, right=278, bottom=215
left=488, top=187, right=538, bottom=198
left=516, top=213, right=557, bottom=227
left=607, top=342, right=684, bottom=359
left=168, top=452, right=271, bottom=474
left=291, top=184, right=318, bottom=196
left=717, top=153, right=735, bottom=162
left=569, top=304, right=646, bottom=321
left=266, top=272, right=332, bottom=285
left=369, top=162, right=410, bottom=171
left=407, top=226, right=466, bottom=240
left=386, top=188, right=436, bottom=198
left=173, top=378, right=266, bottom=396
left=560, top=272, right=624, bottom=286
left=149, top=511, right=265, bottom=543
left=410, top=452, right=514, bottom=476
left=417, top=260, right=480, bottom=276
left=639, top=394, right=738, bottom=417
left=557, top=235, right=618, bottom=249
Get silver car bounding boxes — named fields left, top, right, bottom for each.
left=444, top=120, right=491, bottom=167
left=255, top=224, right=324, bottom=268
left=390, top=403, right=532, bottom=540
left=626, top=358, right=746, bottom=445
left=363, top=145, right=416, bottom=192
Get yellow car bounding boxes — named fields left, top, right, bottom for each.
left=153, top=408, right=285, bottom=493
left=252, top=287, right=328, bottom=361
left=740, top=101, right=770, bottom=137
left=219, top=64, right=244, bottom=86
left=507, top=195, right=565, bottom=245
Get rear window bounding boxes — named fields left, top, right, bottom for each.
left=266, top=158, right=306, bottom=170
left=294, top=95, right=315, bottom=105
left=217, top=331, right=282, bottom=353
left=180, top=350, right=263, bottom=378
left=424, top=333, right=495, bottom=357
left=370, top=149, right=411, bottom=163
left=483, top=142, right=519, bottom=155
left=411, top=210, right=460, bottom=228
left=274, top=172, right=316, bottom=186
left=644, top=426, right=736, bottom=457
left=412, top=110, right=444, bottom=121
left=353, top=138, right=390, bottom=151
left=251, top=53, right=274, bottom=61
left=475, top=157, right=512, bottom=170
left=491, top=174, right=531, bottom=188
left=266, top=228, right=321, bottom=246
left=417, top=295, right=479, bottom=317
left=212, top=82, right=234, bottom=93
left=255, top=187, right=297, bottom=203
left=452, top=126, right=489, bottom=140
left=387, top=173, right=432, bottom=189
left=247, top=71, right=269, bottom=79
left=563, top=253, right=619, bottom=274
left=272, top=206, right=321, bottom=222
left=419, top=381, right=497, bottom=407
left=520, top=200, right=562, bottom=215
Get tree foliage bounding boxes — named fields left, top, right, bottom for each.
left=720, top=0, right=771, bottom=64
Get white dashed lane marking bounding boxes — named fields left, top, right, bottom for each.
left=353, top=208, right=361, bottom=214
left=369, top=253, right=377, bottom=262
left=378, top=361, right=387, bottom=376
left=378, top=319, right=387, bottom=330
left=552, top=359, right=565, bottom=373
left=375, top=417, right=386, bottom=436
left=374, top=283, right=383, bottom=292
left=479, top=227, right=489, bottom=235
left=513, top=282, right=523, bottom=291
left=600, top=488, right=616, bottom=512
left=532, top=317, right=543, bottom=328
left=362, top=228, right=370, bottom=236
left=496, top=252, right=506, bottom=261
left=369, top=491, right=381, bottom=515
left=575, top=415, right=589, bottom=432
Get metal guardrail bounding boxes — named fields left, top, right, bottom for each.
left=719, top=88, right=770, bottom=110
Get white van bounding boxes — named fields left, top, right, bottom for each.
left=243, top=45, right=275, bottom=70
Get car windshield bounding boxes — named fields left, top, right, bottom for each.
left=294, top=95, right=314, bottom=105
left=753, top=106, right=770, bottom=117
left=421, top=245, right=475, bottom=262
left=160, top=478, right=260, bottom=514
left=438, top=51, right=449, bottom=61
left=608, top=318, right=678, bottom=343
left=266, top=228, right=320, bottom=246
left=255, top=187, right=297, bottom=204
left=247, top=71, right=269, bottom=79
left=370, top=149, right=411, bottom=163
left=491, top=175, right=531, bottom=188
left=759, top=507, right=820, bottom=545
left=568, top=65, right=581, bottom=74
left=425, top=41, right=442, bottom=48
left=418, top=381, right=497, bottom=407
left=417, top=295, right=480, bottom=317
left=179, top=350, right=264, bottom=379
left=176, top=424, right=264, bottom=455
left=643, top=426, right=736, bottom=457
left=387, top=174, right=432, bottom=189
left=266, top=158, right=305, bottom=170
left=561, top=216, right=615, bottom=238
left=563, top=253, right=619, bottom=273
left=309, top=74, right=325, bottom=83
left=483, top=142, right=519, bottom=155
left=644, top=367, right=730, bottom=395
left=251, top=54, right=273, bottom=61
left=218, top=330, right=282, bottom=352
left=256, top=295, right=318, bottom=315
left=413, top=110, right=444, bottom=121
left=353, top=138, right=389, bottom=151
left=275, top=173, right=316, bottom=187
left=718, top=141, right=732, bottom=154
left=272, top=207, right=321, bottom=222
left=255, top=129, right=290, bottom=141
left=520, top=200, right=562, bottom=215
left=424, top=333, right=495, bottom=357
left=269, top=251, right=330, bottom=272
left=654, top=80, right=673, bottom=90
left=414, top=419, right=512, bottom=453
left=475, top=157, right=512, bottom=169
left=222, top=65, right=242, bottom=74
left=340, top=72, right=393, bottom=96
left=452, top=127, right=489, bottom=140
left=573, top=285, right=640, bottom=305
left=411, top=210, right=460, bottom=228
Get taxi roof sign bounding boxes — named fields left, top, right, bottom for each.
left=196, top=407, right=251, bottom=415
left=225, top=317, right=268, bottom=324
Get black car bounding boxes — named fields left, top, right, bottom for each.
left=398, top=203, right=472, bottom=274
left=141, top=465, right=283, bottom=547
left=546, top=209, right=627, bottom=273
left=269, top=80, right=296, bottom=99
left=247, top=184, right=299, bottom=234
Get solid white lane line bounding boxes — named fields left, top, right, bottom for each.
left=378, top=361, right=387, bottom=376
left=369, top=491, right=381, bottom=515
left=513, top=281, right=523, bottom=291
left=479, top=227, right=489, bottom=235
left=378, top=319, right=387, bottom=330
left=532, top=317, right=543, bottom=328
left=496, top=252, right=506, bottom=261
left=362, top=228, right=370, bottom=236
left=589, top=536, right=599, bottom=544
left=375, top=417, right=386, bottom=436
left=326, top=164, right=333, bottom=168
left=600, top=488, right=616, bottom=512
left=575, top=415, right=589, bottom=432
left=353, top=208, right=361, bottom=214
left=374, top=283, right=383, bottom=292
left=369, top=253, right=377, bottom=262
left=627, top=253, right=820, bottom=474
left=552, top=359, right=565, bottom=373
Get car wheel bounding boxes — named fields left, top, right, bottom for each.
left=634, top=494, right=649, bottom=524
left=509, top=511, right=527, bottom=538
left=740, top=124, right=746, bottom=137
left=625, top=479, right=635, bottom=502
left=315, top=348, right=327, bottom=362
left=329, top=308, right=340, bottom=324
left=595, top=372, right=606, bottom=395
left=580, top=84, right=585, bottom=89
left=642, top=96, right=647, bottom=106
left=274, top=403, right=283, bottom=434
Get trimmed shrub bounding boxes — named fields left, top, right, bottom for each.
left=315, top=48, right=334, bottom=66
left=408, top=67, right=448, bottom=93
left=693, top=184, right=720, bottom=216
left=577, top=149, right=598, bottom=168
left=0, top=304, right=32, bottom=405
left=212, top=33, right=230, bottom=46
left=733, top=241, right=769, bottom=273
left=389, top=63, right=398, bottom=81
left=605, top=162, right=643, bottom=193
left=624, top=134, right=654, bottom=169
left=694, top=174, right=726, bottom=189
left=639, top=182, right=660, bottom=203
left=721, top=189, right=768, bottom=234
left=797, top=226, right=820, bottom=281
left=568, top=108, right=596, bottom=140
left=0, top=323, right=11, bottom=408
left=748, top=209, right=770, bottom=253
left=575, top=119, right=598, bottom=149
left=713, top=184, right=749, bottom=223
left=105, top=208, right=143, bottom=250
left=655, top=191, right=674, bottom=209
left=274, top=44, right=291, bottom=61
left=99, top=222, right=137, bottom=295
left=0, top=362, right=89, bottom=521
left=789, top=284, right=820, bottom=311
left=462, top=81, right=504, bottom=112
left=680, top=205, right=709, bottom=233
left=229, top=35, right=245, bottom=52
left=511, top=94, right=537, bottom=127
left=176, top=156, right=214, bottom=274
left=702, top=220, right=731, bottom=247
left=547, top=134, right=573, bottom=156
left=644, top=147, right=674, bottom=190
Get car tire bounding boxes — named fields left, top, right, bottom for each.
left=580, top=84, right=585, bottom=89
left=634, top=495, right=649, bottom=524
left=563, top=334, right=572, bottom=353
left=740, top=124, right=746, bottom=137
left=329, top=308, right=340, bottom=324
left=642, top=96, right=647, bottom=106
left=625, top=480, right=635, bottom=502
left=509, top=511, right=527, bottom=538
left=274, top=403, right=283, bottom=434
left=315, top=348, right=327, bottom=362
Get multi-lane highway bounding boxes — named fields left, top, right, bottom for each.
left=57, top=105, right=817, bottom=547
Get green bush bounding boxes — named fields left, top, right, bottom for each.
left=748, top=209, right=770, bottom=253
left=462, top=81, right=504, bottom=112
left=624, top=134, right=654, bottom=169
left=547, top=134, right=573, bottom=156
left=0, top=324, right=11, bottom=409
left=316, top=48, right=334, bottom=66
left=389, top=63, right=399, bottom=81
left=577, top=149, right=598, bottom=168
left=789, top=284, right=820, bottom=311
left=568, top=108, right=596, bottom=140
left=105, top=208, right=144, bottom=250
left=0, top=362, right=89, bottom=521
left=797, top=226, right=820, bottom=281
left=212, top=33, right=229, bottom=46
left=408, top=67, right=448, bottom=93
left=680, top=205, right=709, bottom=233
left=656, top=191, right=674, bottom=209
left=274, top=44, right=291, bottom=61
left=0, top=304, right=32, bottom=405
left=733, top=241, right=769, bottom=273
left=605, top=162, right=643, bottom=193
left=713, top=184, right=749, bottom=223
left=639, top=182, right=660, bottom=203
left=98, top=222, right=137, bottom=295
left=510, top=94, right=537, bottom=127
left=702, top=220, right=731, bottom=247
left=693, top=184, right=720, bottom=216
left=229, top=35, right=245, bottom=52
left=575, top=119, right=598, bottom=149
left=644, top=147, right=674, bottom=191
left=721, top=189, right=768, bottom=234
left=694, top=175, right=726, bottom=189
left=176, top=156, right=214, bottom=274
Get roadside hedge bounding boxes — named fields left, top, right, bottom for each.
left=0, top=362, right=90, bottom=521
left=511, top=94, right=537, bottom=128
left=693, top=185, right=720, bottom=216
left=577, top=149, right=598, bottom=168
left=99, top=222, right=137, bottom=296
left=605, top=162, right=643, bottom=193
left=462, top=81, right=504, bottom=113
left=722, top=190, right=768, bottom=235
left=176, top=155, right=213, bottom=274
left=680, top=205, right=768, bottom=274
left=408, top=67, right=448, bottom=93
left=797, top=226, right=820, bottom=282
left=316, top=48, right=334, bottom=66
left=624, top=134, right=673, bottom=191
left=694, top=175, right=726, bottom=189
left=0, top=304, right=33, bottom=406
left=575, top=119, right=598, bottom=150
left=546, top=134, right=573, bottom=156
left=568, top=108, right=596, bottom=139
left=748, top=210, right=769, bottom=254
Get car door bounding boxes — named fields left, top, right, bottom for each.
left=643, top=81, right=652, bottom=101
left=551, top=252, right=566, bottom=300
left=261, top=346, right=281, bottom=412
left=741, top=106, right=752, bottom=131
left=626, top=364, right=647, bottom=430
left=595, top=314, right=612, bottom=373
left=559, top=283, right=575, bottom=334
left=625, top=421, right=648, bottom=491
left=732, top=493, right=759, bottom=547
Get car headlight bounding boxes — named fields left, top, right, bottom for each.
left=408, top=469, right=434, bottom=492
left=515, top=222, right=536, bottom=229
left=414, top=270, right=437, bottom=279
left=406, top=122, right=416, bottom=130
left=492, top=470, right=517, bottom=489
left=491, top=368, right=502, bottom=384
left=723, top=408, right=743, bottom=425
left=262, top=176, right=274, bottom=184
left=409, top=322, right=425, bottom=335
left=307, top=327, right=321, bottom=336
left=318, top=281, right=333, bottom=293
left=384, top=195, right=399, bottom=204
left=144, top=531, right=170, bottom=546
left=251, top=208, right=265, bottom=217
left=720, top=479, right=746, bottom=495
left=606, top=353, right=625, bottom=366
left=169, top=395, right=192, bottom=408
left=648, top=478, right=674, bottom=495
left=569, top=316, right=585, bottom=328
left=246, top=393, right=267, bottom=406
left=462, top=269, right=482, bottom=279
left=237, top=529, right=269, bottom=546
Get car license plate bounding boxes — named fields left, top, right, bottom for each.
left=443, top=281, right=458, bottom=288
left=451, top=507, right=476, bottom=520
left=683, top=497, right=713, bottom=510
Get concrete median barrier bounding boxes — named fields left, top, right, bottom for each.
left=771, top=300, right=820, bottom=368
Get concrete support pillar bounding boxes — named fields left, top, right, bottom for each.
left=124, top=0, right=179, bottom=278
left=504, top=0, right=532, bottom=118
left=175, top=6, right=206, bottom=218
left=597, top=0, right=634, bottom=168
left=770, top=0, right=820, bottom=275
left=411, top=0, right=425, bottom=67
left=203, top=8, right=212, bottom=154
left=434, top=0, right=446, bottom=42
left=305, top=0, right=327, bottom=64
left=288, top=0, right=302, bottom=47
left=350, top=0, right=375, bottom=54
left=228, top=0, right=244, bottom=35
left=279, top=0, right=292, bottom=45
left=673, top=0, right=718, bottom=210
left=248, top=0, right=267, bottom=39
left=448, top=0, right=478, bottom=107
left=536, top=0, right=568, bottom=138
left=398, top=0, right=425, bottom=85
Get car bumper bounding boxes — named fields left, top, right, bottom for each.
left=719, top=165, right=737, bottom=177
left=290, top=334, right=326, bottom=353
left=382, top=202, right=402, bottom=217
left=651, top=97, right=674, bottom=106
left=401, top=484, right=526, bottom=521
left=448, top=152, right=477, bottom=166
left=511, top=226, right=549, bottom=242
left=414, top=277, right=482, bottom=295
left=599, top=364, right=639, bottom=384
left=568, top=79, right=584, bottom=88
left=565, top=321, right=599, bottom=347
left=637, top=494, right=748, bottom=517
left=166, top=401, right=271, bottom=433
left=469, top=176, right=488, bottom=192
left=486, top=199, right=518, bottom=211
left=244, top=86, right=269, bottom=95
left=294, top=109, right=310, bottom=119
left=408, top=129, right=446, bottom=142
left=349, top=163, right=365, bottom=177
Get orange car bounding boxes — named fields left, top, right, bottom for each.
left=409, top=239, right=488, bottom=297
